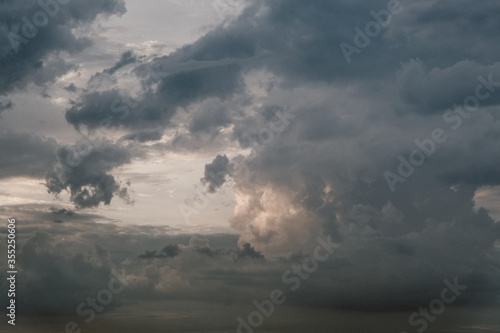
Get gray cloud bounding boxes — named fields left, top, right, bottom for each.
left=45, top=140, right=132, bottom=208
left=396, top=59, right=500, bottom=114
left=0, top=0, right=126, bottom=96
left=103, top=50, right=137, bottom=76
left=139, top=243, right=181, bottom=259
left=6, top=231, right=122, bottom=315
left=47, top=0, right=500, bottom=314
left=60, top=0, right=500, bottom=148
left=201, top=154, right=230, bottom=193
left=236, top=242, right=264, bottom=260
left=0, top=0, right=133, bottom=211
left=4, top=0, right=500, bottom=325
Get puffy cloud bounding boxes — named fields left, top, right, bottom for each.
left=236, top=242, right=264, bottom=260
left=45, top=140, right=132, bottom=208
left=0, top=0, right=126, bottom=96
left=139, top=244, right=181, bottom=259
left=201, top=154, right=230, bottom=193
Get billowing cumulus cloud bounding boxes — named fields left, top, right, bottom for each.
left=201, top=154, right=230, bottom=193
left=0, top=0, right=132, bottom=210
left=45, top=140, right=132, bottom=208
left=0, top=0, right=126, bottom=96
left=54, top=0, right=500, bottom=292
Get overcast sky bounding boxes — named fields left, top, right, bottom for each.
left=2, top=0, right=500, bottom=332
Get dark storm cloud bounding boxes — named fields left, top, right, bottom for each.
left=236, top=242, right=264, bottom=260
left=5, top=0, right=500, bottom=319
left=62, top=0, right=500, bottom=145
left=65, top=88, right=172, bottom=132
left=0, top=0, right=126, bottom=96
left=45, top=140, right=132, bottom=208
left=201, top=154, right=230, bottom=193
left=137, top=0, right=500, bottom=87
left=0, top=0, right=132, bottom=210
left=139, top=243, right=181, bottom=259
left=51, top=0, right=500, bottom=312
left=146, top=0, right=500, bottom=312
left=65, top=62, right=245, bottom=132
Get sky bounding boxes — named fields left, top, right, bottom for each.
left=2, top=0, right=500, bottom=332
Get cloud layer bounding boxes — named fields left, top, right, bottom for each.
left=2, top=1, right=500, bottom=330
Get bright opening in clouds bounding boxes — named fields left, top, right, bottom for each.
left=2, top=0, right=500, bottom=332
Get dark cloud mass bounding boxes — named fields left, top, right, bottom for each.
left=0, top=0, right=131, bottom=208
left=43, top=0, right=500, bottom=312
left=4, top=0, right=500, bottom=331
left=201, top=154, right=230, bottom=193
left=0, top=0, right=126, bottom=96
left=45, top=140, right=132, bottom=208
